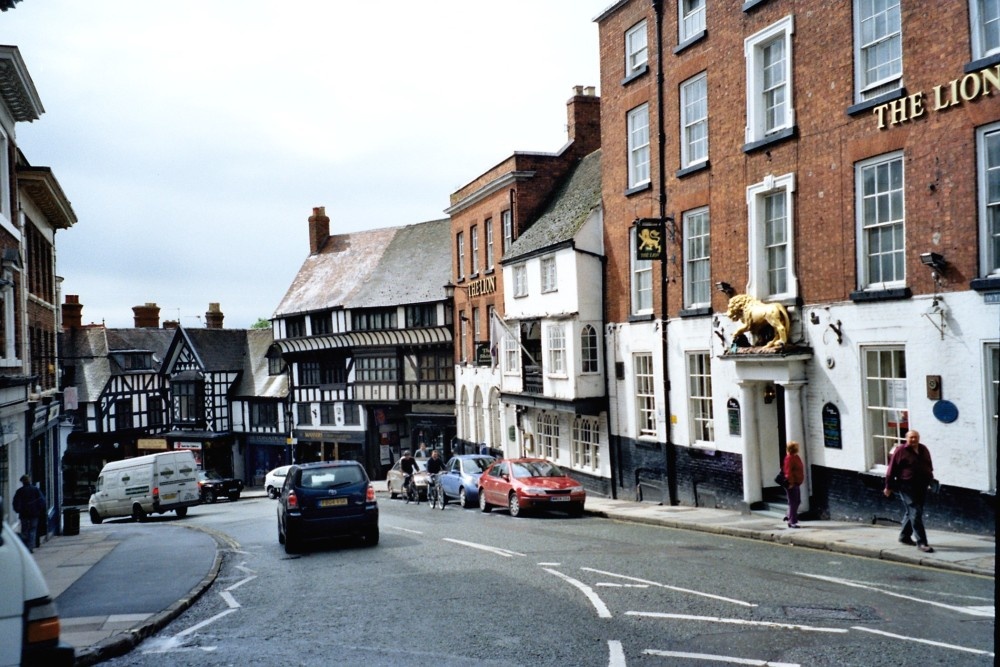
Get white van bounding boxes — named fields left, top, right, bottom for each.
left=88, top=450, right=201, bottom=523
left=1, top=500, right=74, bottom=666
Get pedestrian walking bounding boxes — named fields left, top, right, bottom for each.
left=12, top=474, right=46, bottom=553
left=783, top=441, right=805, bottom=528
left=884, top=430, right=936, bottom=553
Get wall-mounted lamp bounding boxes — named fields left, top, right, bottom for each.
left=1, top=248, right=22, bottom=271
left=763, top=383, right=777, bottom=404
left=809, top=311, right=820, bottom=325
left=715, top=281, right=735, bottom=297
left=919, top=252, right=946, bottom=274
left=459, top=313, right=470, bottom=322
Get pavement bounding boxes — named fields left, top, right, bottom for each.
left=32, top=489, right=994, bottom=666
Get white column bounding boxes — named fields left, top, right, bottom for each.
left=738, top=381, right=762, bottom=507
left=781, top=380, right=809, bottom=512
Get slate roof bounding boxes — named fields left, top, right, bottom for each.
left=232, top=328, right=288, bottom=399
left=503, top=149, right=602, bottom=262
left=273, top=218, right=452, bottom=317
left=173, top=328, right=249, bottom=373
left=59, top=327, right=174, bottom=403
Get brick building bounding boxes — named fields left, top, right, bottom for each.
left=596, top=0, right=997, bottom=533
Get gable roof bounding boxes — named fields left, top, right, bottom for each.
left=273, top=218, right=452, bottom=317
left=165, top=327, right=249, bottom=375
left=502, top=149, right=602, bottom=262
left=59, top=326, right=174, bottom=403
left=232, top=328, right=288, bottom=398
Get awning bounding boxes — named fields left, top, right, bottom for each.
left=276, top=327, right=452, bottom=354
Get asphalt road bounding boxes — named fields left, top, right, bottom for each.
left=99, top=495, right=994, bottom=667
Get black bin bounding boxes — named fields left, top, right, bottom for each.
left=62, top=507, right=80, bottom=536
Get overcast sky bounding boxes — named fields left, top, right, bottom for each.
left=2, top=1, right=608, bottom=328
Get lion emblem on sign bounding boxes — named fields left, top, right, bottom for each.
left=726, top=294, right=791, bottom=349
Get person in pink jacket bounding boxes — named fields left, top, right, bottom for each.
left=783, top=441, right=805, bottom=528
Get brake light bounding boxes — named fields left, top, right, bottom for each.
left=26, top=598, right=61, bottom=645
left=286, top=491, right=298, bottom=509
left=366, top=484, right=376, bottom=503
left=152, top=486, right=159, bottom=500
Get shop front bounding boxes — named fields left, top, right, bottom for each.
left=245, top=434, right=292, bottom=487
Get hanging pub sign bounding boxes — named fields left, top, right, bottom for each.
left=635, top=218, right=664, bottom=261
left=475, top=342, right=493, bottom=366
left=822, top=402, right=842, bottom=449
left=727, top=398, right=741, bottom=436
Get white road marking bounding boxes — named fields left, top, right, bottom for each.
left=219, top=591, right=240, bottom=609
left=583, top=567, right=756, bottom=607
left=544, top=568, right=612, bottom=618
left=797, top=572, right=995, bottom=618
left=597, top=583, right=649, bottom=588
left=851, top=626, right=995, bottom=657
left=626, top=611, right=847, bottom=633
left=224, top=575, right=257, bottom=592
left=538, top=561, right=561, bottom=566
left=389, top=526, right=423, bottom=535
left=442, top=537, right=525, bottom=558
left=234, top=564, right=255, bottom=575
left=174, top=608, right=239, bottom=639
left=608, top=639, right=626, bottom=667
left=644, top=649, right=799, bottom=666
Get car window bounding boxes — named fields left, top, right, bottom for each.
left=490, top=463, right=506, bottom=478
left=301, top=466, right=364, bottom=489
left=512, top=461, right=564, bottom=478
left=471, top=457, right=493, bottom=473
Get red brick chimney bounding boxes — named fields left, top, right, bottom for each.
left=309, top=206, right=330, bottom=255
left=132, top=303, right=160, bottom=328
left=62, top=294, right=83, bottom=330
left=162, top=320, right=179, bottom=329
left=566, top=85, right=601, bottom=157
left=205, top=302, right=224, bottom=329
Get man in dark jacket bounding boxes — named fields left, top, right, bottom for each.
left=883, top=430, right=935, bottom=553
left=12, top=474, right=46, bottom=552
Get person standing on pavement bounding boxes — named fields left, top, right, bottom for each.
left=12, top=474, right=46, bottom=553
left=783, top=441, right=805, bottom=528
left=884, top=430, right=935, bottom=553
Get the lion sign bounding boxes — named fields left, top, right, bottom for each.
left=726, top=294, right=791, bottom=349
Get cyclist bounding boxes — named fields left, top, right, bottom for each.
left=425, top=450, right=445, bottom=508
left=400, top=450, right=420, bottom=503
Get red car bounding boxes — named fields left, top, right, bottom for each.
left=478, top=458, right=585, bottom=517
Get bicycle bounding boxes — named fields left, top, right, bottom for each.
left=427, top=473, right=445, bottom=510
left=404, top=473, right=419, bottom=504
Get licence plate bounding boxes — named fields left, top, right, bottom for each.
left=319, top=498, right=348, bottom=507
left=550, top=496, right=570, bottom=502
left=162, top=493, right=177, bottom=501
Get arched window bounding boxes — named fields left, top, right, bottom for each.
left=581, top=325, right=599, bottom=374
left=458, top=387, right=469, bottom=440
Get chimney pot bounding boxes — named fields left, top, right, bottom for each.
left=308, top=206, right=331, bottom=255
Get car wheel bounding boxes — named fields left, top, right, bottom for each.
left=569, top=503, right=584, bottom=518
left=229, top=491, right=240, bottom=502
left=363, top=526, right=379, bottom=546
left=388, top=481, right=398, bottom=499
left=284, top=527, right=300, bottom=554
left=205, top=490, right=216, bottom=504
left=132, top=504, right=147, bottom=522
left=267, top=487, right=277, bottom=499
left=277, top=521, right=285, bottom=545
left=508, top=493, right=521, bottom=518
left=175, top=507, right=188, bottom=518
left=479, top=488, right=491, bottom=513
left=89, top=507, right=103, bottom=525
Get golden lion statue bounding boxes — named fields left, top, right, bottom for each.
left=726, top=294, right=791, bottom=349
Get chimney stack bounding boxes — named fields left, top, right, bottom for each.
left=566, top=85, right=601, bottom=157
left=205, top=302, right=224, bottom=329
left=309, top=206, right=330, bottom=255
left=132, top=303, right=160, bottom=328
left=62, top=294, right=83, bottom=330
left=162, top=320, right=179, bottom=329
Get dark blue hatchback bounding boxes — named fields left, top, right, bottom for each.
left=277, top=461, right=379, bottom=553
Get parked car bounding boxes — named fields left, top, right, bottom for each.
left=264, top=465, right=291, bottom=499
left=196, top=470, right=244, bottom=503
left=478, top=458, right=585, bottom=518
left=1, top=498, right=75, bottom=667
left=386, top=458, right=430, bottom=500
left=439, top=454, right=495, bottom=508
left=276, top=461, right=379, bottom=553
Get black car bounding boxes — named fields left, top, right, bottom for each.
left=196, top=470, right=244, bottom=503
left=276, top=461, right=379, bottom=553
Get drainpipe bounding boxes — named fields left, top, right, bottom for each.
left=652, top=0, right=677, bottom=505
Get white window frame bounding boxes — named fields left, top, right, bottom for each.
left=687, top=352, right=714, bottom=445
left=680, top=72, right=708, bottom=168
left=459, top=315, right=468, bottom=364
left=0, top=127, right=10, bottom=226
left=456, top=232, right=465, bottom=281
left=628, top=103, right=651, bottom=189
left=538, top=413, right=560, bottom=460
left=472, top=307, right=481, bottom=342
left=470, top=225, right=480, bottom=275
left=745, top=15, right=794, bottom=144
left=572, top=416, right=600, bottom=471
left=746, top=173, right=797, bottom=301
left=634, top=353, right=657, bottom=439
left=546, top=323, right=566, bottom=376
left=972, top=0, right=1000, bottom=60
left=513, top=264, right=528, bottom=297
left=679, top=0, right=706, bottom=44
left=625, top=20, right=648, bottom=77
left=986, top=343, right=999, bottom=493
left=863, top=346, right=908, bottom=470
left=630, top=227, right=654, bottom=315
left=683, top=208, right=711, bottom=308
left=856, top=152, right=906, bottom=289
left=853, top=0, right=902, bottom=102
left=502, top=210, right=513, bottom=252
left=580, top=324, right=599, bottom=374
left=541, top=255, right=557, bottom=293
left=977, top=122, right=1000, bottom=277
left=486, top=218, right=495, bottom=271
left=503, top=334, right=520, bottom=375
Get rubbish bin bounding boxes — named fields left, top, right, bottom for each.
left=62, top=507, right=80, bottom=536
